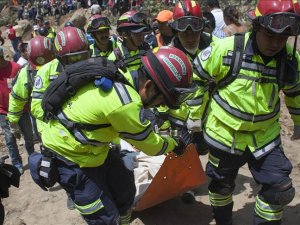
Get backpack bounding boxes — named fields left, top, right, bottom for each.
left=42, top=57, right=129, bottom=120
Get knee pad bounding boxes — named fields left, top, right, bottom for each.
left=209, top=180, right=235, bottom=196
left=261, top=179, right=295, bottom=206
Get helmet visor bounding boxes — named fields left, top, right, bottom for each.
left=171, top=83, right=198, bottom=105
left=117, top=12, right=148, bottom=26
left=91, top=17, right=111, bottom=30
left=259, top=12, right=300, bottom=36
left=64, top=50, right=91, bottom=65
left=172, top=16, right=205, bottom=32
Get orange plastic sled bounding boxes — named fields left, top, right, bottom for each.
left=134, top=144, right=207, bottom=211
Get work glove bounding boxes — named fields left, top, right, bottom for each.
left=186, top=118, right=202, bottom=132
left=291, top=125, right=300, bottom=140
left=172, top=137, right=187, bottom=156
left=172, top=127, right=193, bottom=156
left=9, top=122, right=21, bottom=139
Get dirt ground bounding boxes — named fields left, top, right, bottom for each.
left=0, top=100, right=300, bottom=225
left=1, top=6, right=300, bottom=225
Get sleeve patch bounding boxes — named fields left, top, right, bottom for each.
left=33, top=76, right=43, bottom=89
left=201, top=46, right=212, bottom=61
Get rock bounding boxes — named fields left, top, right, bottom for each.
left=14, top=20, right=31, bottom=38
left=67, top=8, right=89, bottom=31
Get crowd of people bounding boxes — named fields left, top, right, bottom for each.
left=1, top=0, right=300, bottom=225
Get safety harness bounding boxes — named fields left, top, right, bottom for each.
left=202, top=32, right=299, bottom=122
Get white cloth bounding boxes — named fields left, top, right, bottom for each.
left=17, top=57, right=28, bottom=67
left=119, top=139, right=166, bottom=204
left=211, top=8, right=226, bottom=30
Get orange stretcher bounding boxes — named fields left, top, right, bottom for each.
left=134, top=144, right=207, bottom=211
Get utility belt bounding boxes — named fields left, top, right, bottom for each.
left=29, top=146, right=75, bottom=191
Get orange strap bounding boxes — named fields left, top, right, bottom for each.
left=134, top=144, right=206, bottom=211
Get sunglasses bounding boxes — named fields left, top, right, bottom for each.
left=172, top=16, right=205, bottom=32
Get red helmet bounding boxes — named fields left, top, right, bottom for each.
left=172, top=0, right=204, bottom=32
left=173, top=0, right=202, bottom=20
left=27, top=36, right=55, bottom=68
left=117, top=11, right=150, bottom=33
left=54, top=27, right=89, bottom=57
left=54, top=27, right=90, bottom=65
left=247, top=0, right=300, bottom=35
left=141, top=46, right=195, bottom=109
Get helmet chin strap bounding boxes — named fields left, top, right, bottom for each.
left=126, top=32, right=141, bottom=49
left=293, top=35, right=298, bottom=59
left=184, top=46, right=199, bottom=55
left=142, top=91, right=161, bottom=108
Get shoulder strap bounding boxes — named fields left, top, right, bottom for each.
left=202, top=33, right=245, bottom=123
left=217, top=33, right=245, bottom=89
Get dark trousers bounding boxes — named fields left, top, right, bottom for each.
left=57, top=150, right=136, bottom=225
left=206, top=146, right=293, bottom=225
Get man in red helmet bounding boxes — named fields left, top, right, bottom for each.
left=87, top=15, right=118, bottom=57
left=193, top=0, right=300, bottom=224
left=108, top=10, right=150, bottom=72
left=167, top=0, right=212, bottom=203
left=30, top=26, right=91, bottom=210
left=8, top=36, right=55, bottom=140
left=31, top=26, right=91, bottom=122
left=28, top=46, right=195, bottom=225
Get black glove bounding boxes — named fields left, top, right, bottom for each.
left=173, top=136, right=187, bottom=156
left=172, top=127, right=193, bottom=156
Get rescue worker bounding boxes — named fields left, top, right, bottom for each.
left=164, top=0, right=211, bottom=203
left=193, top=0, right=300, bottom=224
left=30, top=46, right=195, bottom=225
left=7, top=36, right=55, bottom=142
left=31, top=26, right=91, bottom=123
left=145, top=10, right=174, bottom=48
left=44, top=20, right=56, bottom=41
left=108, top=10, right=150, bottom=72
left=30, top=26, right=91, bottom=210
left=87, top=15, right=117, bottom=58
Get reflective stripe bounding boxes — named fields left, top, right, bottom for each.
left=155, top=139, right=168, bottom=156
left=236, top=74, right=277, bottom=83
left=252, top=135, right=281, bottom=159
left=287, top=106, right=300, bottom=115
left=283, top=83, right=300, bottom=94
left=8, top=110, right=23, bottom=116
left=120, top=213, right=131, bottom=225
left=213, top=92, right=280, bottom=122
left=168, top=116, right=185, bottom=127
left=223, top=58, right=277, bottom=77
left=255, top=196, right=283, bottom=221
left=208, top=153, right=220, bottom=167
left=204, top=131, right=243, bottom=155
left=209, top=191, right=233, bottom=207
left=120, top=125, right=152, bottom=141
left=11, top=90, right=27, bottom=101
left=75, top=198, right=104, bottom=215
left=49, top=75, right=58, bottom=81
left=194, top=56, right=211, bottom=80
left=32, top=92, right=44, bottom=99
left=114, top=82, right=132, bottom=105
left=57, top=111, right=106, bottom=146
left=186, top=96, right=203, bottom=106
